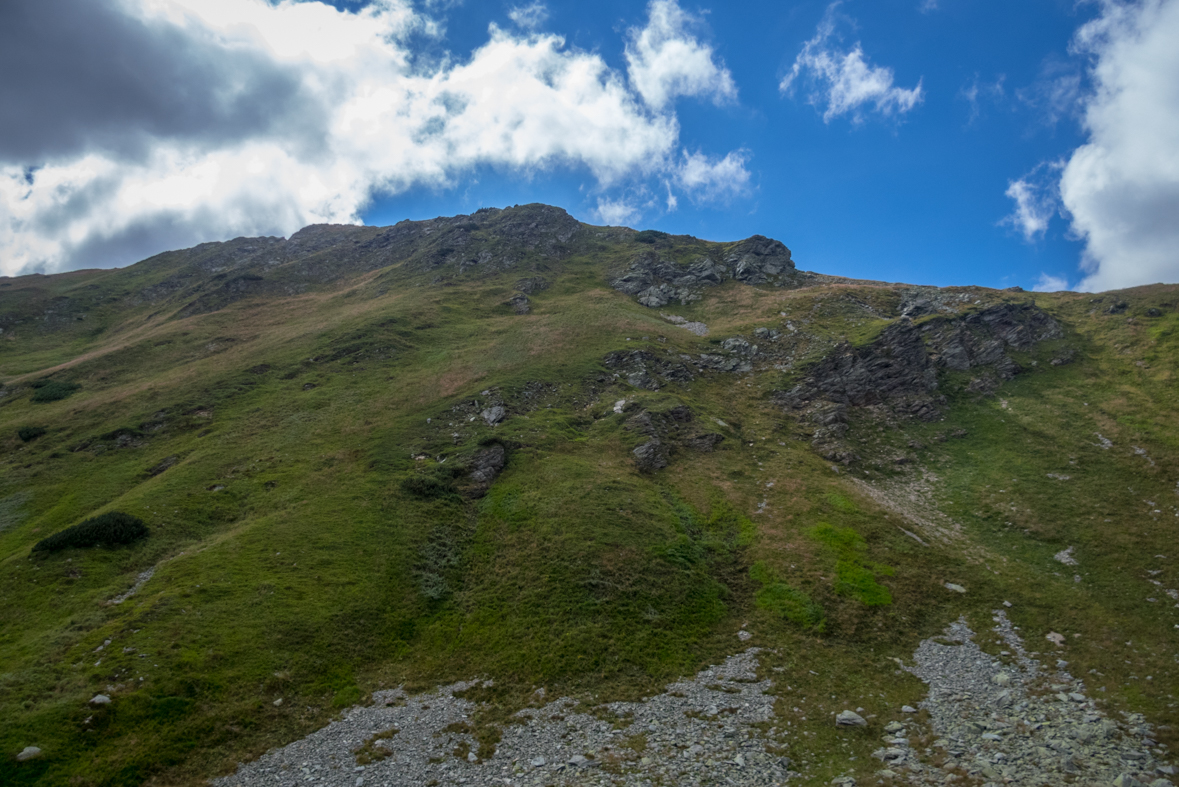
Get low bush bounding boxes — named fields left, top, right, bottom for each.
left=400, top=476, right=458, bottom=500
left=32, top=511, right=148, bottom=553
left=18, top=426, right=47, bottom=442
left=30, top=380, right=80, bottom=403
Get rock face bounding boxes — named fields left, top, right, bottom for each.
left=775, top=302, right=1067, bottom=462
left=611, top=235, right=806, bottom=308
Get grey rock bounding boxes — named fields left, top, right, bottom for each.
left=480, top=406, right=506, bottom=426
left=835, top=710, right=867, bottom=727
left=89, top=694, right=111, bottom=706
left=17, top=746, right=42, bottom=761
left=507, top=292, right=530, bottom=314
left=633, top=440, right=668, bottom=473
left=465, top=445, right=506, bottom=496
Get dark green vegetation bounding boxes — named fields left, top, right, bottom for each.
left=16, top=426, right=46, bottom=443
left=31, top=512, right=148, bottom=554
left=1, top=204, right=1177, bottom=785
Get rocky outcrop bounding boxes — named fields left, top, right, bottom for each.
left=611, top=235, right=807, bottom=308
left=622, top=403, right=725, bottom=472
left=464, top=445, right=506, bottom=497
left=602, top=350, right=695, bottom=390
left=776, top=302, right=1067, bottom=462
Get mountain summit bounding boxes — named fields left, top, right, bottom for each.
left=1, top=205, right=1176, bottom=786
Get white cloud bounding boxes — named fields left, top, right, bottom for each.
left=0, top=0, right=749, bottom=274
left=676, top=149, right=751, bottom=202
left=594, top=197, right=642, bottom=226
left=1002, top=163, right=1062, bottom=241
left=780, top=4, right=923, bottom=123
left=507, top=2, right=548, bottom=30
left=1058, top=0, right=1179, bottom=292
left=625, top=0, right=736, bottom=110
left=1033, top=273, right=1072, bottom=292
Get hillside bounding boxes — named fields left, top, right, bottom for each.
left=1, top=204, right=1177, bottom=786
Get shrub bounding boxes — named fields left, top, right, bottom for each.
left=18, top=426, right=47, bottom=442
left=400, top=476, right=457, bottom=500
left=32, top=511, right=148, bottom=553
left=30, top=380, right=80, bottom=403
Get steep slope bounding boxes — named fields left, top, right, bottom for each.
left=0, top=205, right=1175, bottom=786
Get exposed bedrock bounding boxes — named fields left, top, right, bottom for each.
left=610, top=235, right=808, bottom=308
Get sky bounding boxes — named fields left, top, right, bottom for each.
left=1, top=0, right=1177, bottom=293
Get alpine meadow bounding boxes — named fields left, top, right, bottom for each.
left=1, top=205, right=1177, bottom=787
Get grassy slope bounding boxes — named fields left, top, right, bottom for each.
left=0, top=234, right=1176, bottom=785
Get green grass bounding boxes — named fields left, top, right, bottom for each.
left=1, top=222, right=1177, bottom=785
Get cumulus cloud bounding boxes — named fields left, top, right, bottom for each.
left=1033, top=273, right=1072, bottom=292
left=0, top=0, right=747, bottom=275
left=594, top=197, right=643, bottom=226
left=676, top=149, right=751, bottom=202
left=780, top=4, right=923, bottom=123
left=1059, top=0, right=1179, bottom=292
left=625, top=0, right=737, bottom=110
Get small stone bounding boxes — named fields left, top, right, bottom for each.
left=734, top=753, right=745, bottom=766
left=901, top=705, right=918, bottom=713
left=1056, top=692, right=1071, bottom=702
left=836, top=710, right=867, bottom=727
left=89, top=694, right=111, bottom=706
left=467, top=751, right=477, bottom=762
left=991, top=672, right=1011, bottom=686
left=273, top=698, right=283, bottom=706
left=945, top=582, right=967, bottom=593
left=737, top=630, right=753, bottom=642
left=17, top=746, right=42, bottom=761
left=1069, top=692, right=1086, bottom=702
left=1151, top=780, right=1175, bottom=787
left=530, top=756, right=546, bottom=768
left=355, top=778, right=364, bottom=787
left=568, top=755, right=587, bottom=767
left=877, top=770, right=897, bottom=779
left=1114, top=774, right=1146, bottom=787
left=981, top=732, right=1002, bottom=741
left=481, top=406, right=506, bottom=426
left=1046, top=631, right=1066, bottom=647
left=884, top=722, right=905, bottom=734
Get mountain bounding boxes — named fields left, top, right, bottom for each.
left=1, top=204, right=1176, bottom=786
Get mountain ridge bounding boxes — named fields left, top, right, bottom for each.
left=1, top=205, right=1177, bottom=786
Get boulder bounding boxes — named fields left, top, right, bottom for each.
left=89, top=694, right=111, bottom=706
left=835, top=710, right=867, bottom=727
left=17, top=746, right=42, bottom=761
left=481, top=406, right=506, bottom=426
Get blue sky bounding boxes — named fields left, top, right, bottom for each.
left=2, top=0, right=1177, bottom=292
left=364, top=0, right=1094, bottom=290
